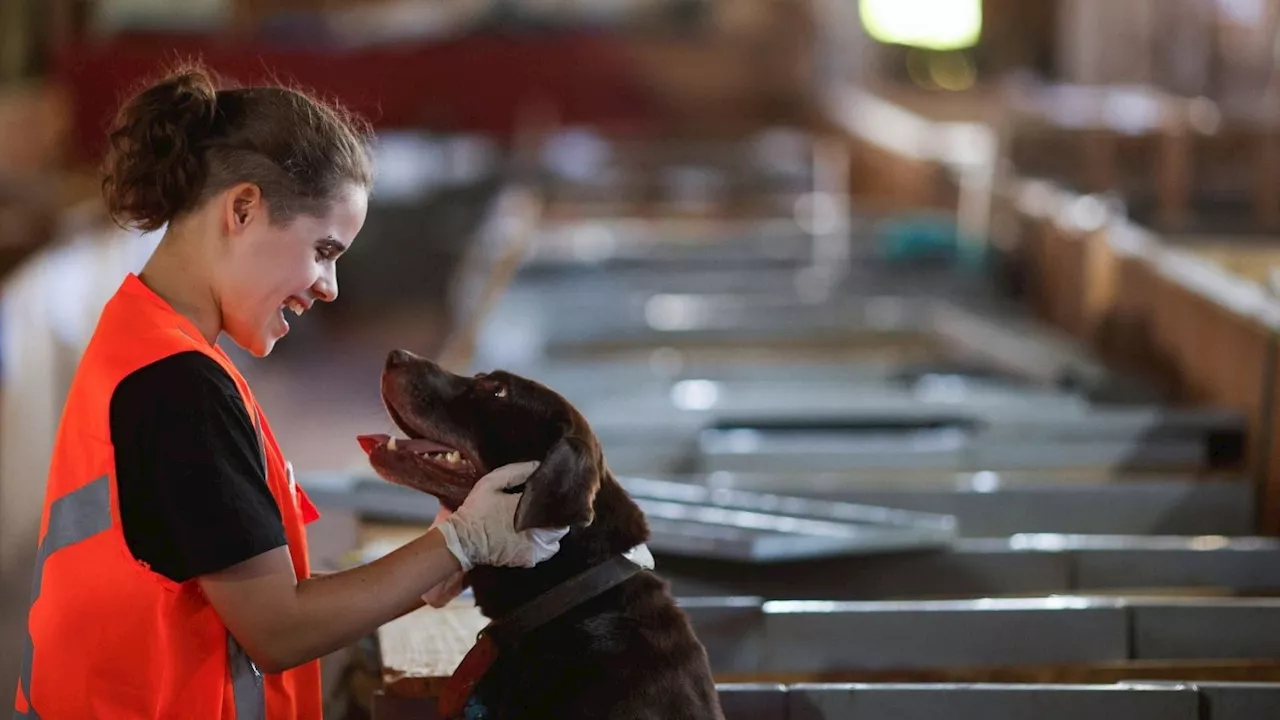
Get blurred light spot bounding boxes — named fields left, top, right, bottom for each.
left=794, top=192, right=841, bottom=235
left=1190, top=535, right=1230, bottom=551
left=1068, top=195, right=1109, bottom=232
left=542, top=128, right=612, bottom=182
left=671, top=380, right=720, bottom=411
left=569, top=224, right=617, bottom=262
left=928, top=51, right=977, bottom=91
left=645, top=295, right=703, bottom=331
left=971, top=471, right=1000, bottom=493
left=915, top=373, right=969, bottom=403
left=1188, top=97, right=1222, bottom=134
left=860, top=0, right=981, bottom=50
left=720, top=429, right=762, bottom=454
left=1103, top=91, right=1162, bottom=135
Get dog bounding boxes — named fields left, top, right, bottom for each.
left=358, top=349, right=725, bottom=720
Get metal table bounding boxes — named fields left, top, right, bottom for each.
left=619, top=474, right=1256, bottom=538
left=301, top=472, right=960, bottom=561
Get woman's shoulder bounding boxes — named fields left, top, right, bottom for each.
left=113, top=350, right=243, bottom=409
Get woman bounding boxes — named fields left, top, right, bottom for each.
left=13, top=64, right=566, bottom=719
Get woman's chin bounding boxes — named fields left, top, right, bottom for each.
left=226, top=324, right=282, bottom=358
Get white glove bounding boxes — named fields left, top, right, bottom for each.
left=422, top=507, right=467, bottom=608
left=435, top=461, right=569, bottom=572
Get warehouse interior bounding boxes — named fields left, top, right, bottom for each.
left=7, top=0, right=1280, bottom=718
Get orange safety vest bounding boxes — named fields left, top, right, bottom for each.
left=13, top=272, right=324, bottom=719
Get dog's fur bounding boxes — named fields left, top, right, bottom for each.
left=361, top=349, right=724, bottom=720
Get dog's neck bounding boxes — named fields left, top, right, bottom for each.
left=466, top=470, right=650, bottom=619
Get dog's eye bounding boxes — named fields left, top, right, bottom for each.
left=475, top=377, right=508, bottom=399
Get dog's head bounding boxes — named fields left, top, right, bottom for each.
left=357, top=349, right=603, bottom=533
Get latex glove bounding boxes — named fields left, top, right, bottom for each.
left=422, top=507, right=467, bottom=608
left=436, top=461, right=569, bottom=572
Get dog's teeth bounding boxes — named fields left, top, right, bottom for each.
left=445, top=451, right=460, bottom=463
left=387, top=437, right=397, bottom=451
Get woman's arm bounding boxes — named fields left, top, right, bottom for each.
left=198, top=526, right=457, bottom=672
left=198, top=462, right=561, bottom=673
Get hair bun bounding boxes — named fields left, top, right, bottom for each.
left=101, top=63, right=222, bottom=232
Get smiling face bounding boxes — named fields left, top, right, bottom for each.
left=215, top=182, right=368, bottom=357
left=358, top=350, right=602, bottom=529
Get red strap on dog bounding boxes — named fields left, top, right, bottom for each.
left=439, top=632, right=498, bottom=719
left=438, top=555, right=643, bottom=718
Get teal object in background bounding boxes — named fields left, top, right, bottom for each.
left=874, top=212, right=988, bottom=271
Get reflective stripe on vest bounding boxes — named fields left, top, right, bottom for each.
left=227, top=634, right=265, bottom=720
left=14, top=475, right=266, bottom=719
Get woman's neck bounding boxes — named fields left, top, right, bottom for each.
left=138, top=227, right=223, bottom=346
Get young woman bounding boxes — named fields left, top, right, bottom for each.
left=13, top=63, right=566, bottom=719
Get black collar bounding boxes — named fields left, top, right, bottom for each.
left=480, top=554, right=644, bottom=649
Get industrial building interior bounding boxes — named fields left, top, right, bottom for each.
left=7, top=0, right=1280, bottom=717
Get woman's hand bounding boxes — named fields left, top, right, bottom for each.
left=435, top=461, right=570, bottom=572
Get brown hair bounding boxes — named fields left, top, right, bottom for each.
left=101, top=62, right=375, bottom=233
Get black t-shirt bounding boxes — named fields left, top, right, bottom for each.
left=109, top=351, right=288, bottom=583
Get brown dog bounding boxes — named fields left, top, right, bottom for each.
left=358, top=349, right=724, bottom=720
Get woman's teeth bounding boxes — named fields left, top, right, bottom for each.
left=284, top=298, right=306, bottom=316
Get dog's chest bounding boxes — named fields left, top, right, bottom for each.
left=471, top=614, right=633, bottom=717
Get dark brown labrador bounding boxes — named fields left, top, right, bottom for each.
left=358, top=349, right=724, bottom=720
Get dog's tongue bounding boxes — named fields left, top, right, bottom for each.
left=357, top=434, right=388, bottom=454
left=356, top=434, right=457, bottom=455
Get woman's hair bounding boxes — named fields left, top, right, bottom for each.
left=101, top=62, right=375, bottom=232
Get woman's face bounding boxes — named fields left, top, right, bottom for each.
left=216, top=182, right=369, bottom=357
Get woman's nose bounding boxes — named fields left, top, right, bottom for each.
left=312, top=272, right=338, bottom=302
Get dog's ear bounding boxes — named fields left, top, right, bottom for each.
left=513, top=435, right=600, bottom=532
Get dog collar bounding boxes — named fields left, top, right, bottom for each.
left=439, top=552, right=648, bottom=719
left=623, top=543, right=655, bottom=570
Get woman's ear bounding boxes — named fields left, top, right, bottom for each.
left=222, top=182, right=262, bottom=235
left=513, top=435, right=600, bottom=532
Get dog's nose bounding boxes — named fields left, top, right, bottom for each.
left=386, top=349, right=420, bottom=369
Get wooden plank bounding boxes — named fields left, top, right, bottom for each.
left=1264, top=340, right=1280, bottom=535
left=378, top=602, right=489, bottom=700
left=1155, top=114, right=1191, bottom=232
left=1095, top=250, right=1164, bottom=377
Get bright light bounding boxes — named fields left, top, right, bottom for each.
left=859, top=0, right=982, bottom=51
left=670, top=380, right=720, bottom=411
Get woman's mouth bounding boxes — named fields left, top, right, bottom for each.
left=283, top=297, right=307, bottom=316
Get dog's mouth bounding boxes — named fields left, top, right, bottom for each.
left=357, top=433, right=478, bottom=475
left=357, top=395, right=487, bottom=497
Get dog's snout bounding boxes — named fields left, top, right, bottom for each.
left=386, top=349, right=421, bottom=370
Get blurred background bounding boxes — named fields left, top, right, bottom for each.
left=9, top=1, right=1280, bottom=718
